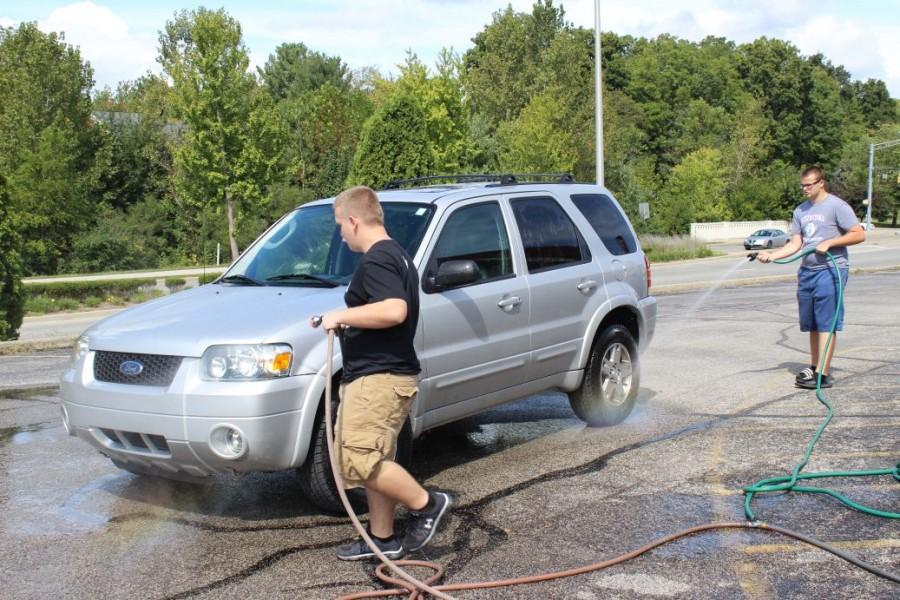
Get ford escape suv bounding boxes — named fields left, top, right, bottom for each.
left=60, top=174, right=657, bottom=511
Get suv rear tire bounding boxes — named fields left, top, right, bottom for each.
left=569, top=324, right=639, bottom=426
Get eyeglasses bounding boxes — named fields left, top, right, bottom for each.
left=800, top=179, right=821, bottom=189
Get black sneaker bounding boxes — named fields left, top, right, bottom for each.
left=404, top=491, right=452, bottom=552
left=795, top=374, right=832, bottom=389
left=795, top=366, right=816, bottom=384
left=336, top=533, right=404, bottom=561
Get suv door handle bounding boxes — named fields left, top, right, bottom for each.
left=576, top=279, right=598, bottom=292
left=497, top=295, right=522, bottom=311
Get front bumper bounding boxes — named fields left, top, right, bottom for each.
left=60, top=351, right=314, bottom=478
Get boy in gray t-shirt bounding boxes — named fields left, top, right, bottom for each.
left=755, top=166, right=865, bottom=389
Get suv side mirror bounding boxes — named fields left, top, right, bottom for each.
left=427, top=259, right=480, bottom=291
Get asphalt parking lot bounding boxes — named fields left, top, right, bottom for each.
left=1, top=272, right=898, bottom=599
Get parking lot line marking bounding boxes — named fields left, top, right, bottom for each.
left=704, top=432, right=778, bottom=598
left=706, top=484, right=742, bottom=496
left=734, top=561, right=778, bottom=599
left=742, top=538, right=900, bottom=555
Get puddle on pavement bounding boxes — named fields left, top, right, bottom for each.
left=56, top=473, right=124, bottom=530
left=0, top=421, right=53, bottom=448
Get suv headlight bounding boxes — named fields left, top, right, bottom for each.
left=200, top=344, right=293, bottom=381
left=70, top=335, right=90, bottom=364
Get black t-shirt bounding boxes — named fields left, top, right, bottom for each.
left=340, top=238, right=421, bottom=382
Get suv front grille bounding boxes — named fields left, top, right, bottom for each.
left=94, top=351, right=183, bottom=386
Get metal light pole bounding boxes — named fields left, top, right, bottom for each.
left=594, top=0, right=604, bottom=187
left=865, top=137, right=900, bottom=228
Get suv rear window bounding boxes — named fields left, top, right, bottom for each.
left=571, top=193, right=637, bottom=256
left=511, top=196, right=590, bottom=272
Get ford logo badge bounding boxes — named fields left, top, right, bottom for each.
left=119, top=360, right=144, bottom=376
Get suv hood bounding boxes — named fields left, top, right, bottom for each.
left=83, top=283, right=346, bottom=358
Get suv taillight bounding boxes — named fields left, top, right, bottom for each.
left=644, top=254, right=652, bottom=290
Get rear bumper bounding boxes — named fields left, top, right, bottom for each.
left=60, top=352, right=313, bottom=478
left=638, top=296, right=657, bottom=349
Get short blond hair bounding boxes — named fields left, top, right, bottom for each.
left=334, top=186, right=384, bottom=225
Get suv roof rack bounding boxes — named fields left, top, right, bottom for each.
left=383, top=173, right=575, bottom=190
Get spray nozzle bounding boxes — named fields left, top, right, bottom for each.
left=747, top=252, right=758, bottom=262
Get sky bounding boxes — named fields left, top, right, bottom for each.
left=2, top=0, right=899, bottom=98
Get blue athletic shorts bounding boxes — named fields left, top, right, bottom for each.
left=797, top=267, right=848, bottom=333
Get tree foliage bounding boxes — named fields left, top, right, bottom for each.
left=158, top=8, right=285, bottom=260
left=0, top=23, right=102, bottom=275
left=654, top=148, right=731, bottom=233
left=258, top=42, right=349, bottom=100
left=346, top=94, right=434, bottom=189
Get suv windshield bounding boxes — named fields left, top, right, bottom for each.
left=223, top=202, right=434, bottom=286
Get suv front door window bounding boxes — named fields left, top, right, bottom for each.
left=417, top=201, right=530, bottom=420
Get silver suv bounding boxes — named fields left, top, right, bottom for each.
left=60, top=175, right=656, bottom=511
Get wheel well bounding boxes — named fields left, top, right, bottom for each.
left=597, top=306, right=639, bottom=345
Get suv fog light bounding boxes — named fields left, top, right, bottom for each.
left=209, top=425, right=248, bottom=460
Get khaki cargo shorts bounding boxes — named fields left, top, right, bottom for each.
left=334, top=373, right=418, bottom=489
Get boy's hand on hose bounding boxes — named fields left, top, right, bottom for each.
left=756, top=251, right=773, bottom=263
left=310, top=313, right=344, bottom=332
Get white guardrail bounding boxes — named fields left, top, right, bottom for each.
left=690, top=220, right=791, bottom=242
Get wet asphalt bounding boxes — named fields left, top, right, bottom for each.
left=0, top=273, right=898, bottom=599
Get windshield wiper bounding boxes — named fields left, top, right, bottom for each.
left=219, top=274, right=263, bottom=286
left=266, top=273, right=340, bottom=287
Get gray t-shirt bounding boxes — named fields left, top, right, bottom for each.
left=791, top=194, right=858, bottom=270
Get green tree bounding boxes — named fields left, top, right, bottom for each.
left=624, top=35, right=741, bottom=172
left=0, top=23, right=102, bottom=274
left=258, top=42, right=349, bottom=101
left=734, top=38, right=848, bottom=168
left=279, top=82, right=372, bottom=198
left=653, top=148, right=731, bottom=233
left=393, top=51, right=475, bottom=173
left=345, top=94, right=434, bottom=189
left=0, top=175, right=25, bottom=340
left=158, top=8, right=286, bottom=261
left=498, top=92, right=577, bottom=174
left=463, top=1, right=566, bottom=128
left=851, top=79, right=896, bottom=130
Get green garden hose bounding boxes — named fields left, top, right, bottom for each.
left=743, top=248, right=900, bottom=521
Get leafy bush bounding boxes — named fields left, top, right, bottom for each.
left=82, top=295, right=103, bottom=308
left=164, top=277, right=186, bottom=289
left=25, top=278, right=156, bottom=300
left=63, top=198, right=186, bottom=273
left=25, top=296, right=80, bottom=314
left=640, top=234, right=717, bottom=262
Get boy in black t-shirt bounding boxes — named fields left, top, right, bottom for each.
left=312, top=186, right=451, bottom=561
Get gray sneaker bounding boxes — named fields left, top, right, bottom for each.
left=336, top=534, right=404, bottom=561
left=403, top=491, right=452, bottom=552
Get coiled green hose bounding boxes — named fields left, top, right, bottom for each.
left=743, top=248, right=900, bottom=521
